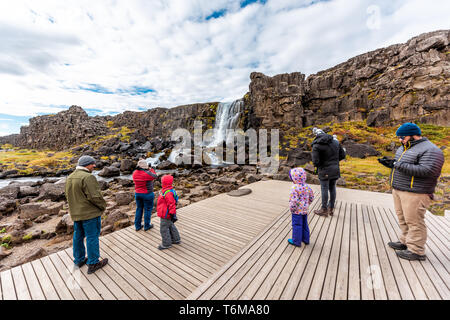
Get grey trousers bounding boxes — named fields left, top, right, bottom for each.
left=160, top=218, right=180, bottom=248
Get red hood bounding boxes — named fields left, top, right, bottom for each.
left=161, top=175, right=174, bottom=191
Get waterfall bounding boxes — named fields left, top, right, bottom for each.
left=168, top=99, right=244, bottom=166
left=209, top=99, right=244, bottom=147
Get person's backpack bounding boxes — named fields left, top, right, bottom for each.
left=163, top=189, right=178, bottom=204
left=162, top=189, right=178, bottom=222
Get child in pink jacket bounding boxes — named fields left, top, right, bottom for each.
left=288, top=167, right=314, bottom=246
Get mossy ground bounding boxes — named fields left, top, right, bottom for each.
left=0, top=146, right=73, bottom=175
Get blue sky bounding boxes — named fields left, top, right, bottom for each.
left=0, top=0, right=449, bottom=136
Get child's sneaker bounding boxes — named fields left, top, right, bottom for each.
left=287, top=238, right=301, bottom=247
left=158, top=244, right=171, bottom=250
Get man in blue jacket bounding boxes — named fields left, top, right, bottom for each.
left=378, top=123, right=444, bottom=261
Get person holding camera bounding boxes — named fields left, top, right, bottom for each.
left=378, top=123, right=444, bottom=261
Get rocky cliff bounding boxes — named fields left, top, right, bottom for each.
left=3, top=30, right=448, bottom=151
left=12, top=106, right=108, bottom=151
left=245, top=30, right=449, bottom=133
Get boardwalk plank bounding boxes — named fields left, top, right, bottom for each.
left=189, top=210, right=291, bottom=300
left=62, top=249, right=125, bottom=300
left=56, top=250, right=110, bottom=300
left=214, top=216, right=292, bottom=300
left=31, top=259, right=60, bottom=300
left=97, top=239, right=159, bottom=300
left=348, top=203, right=361, bottom=300
left=281, top=212, right=331, bottom=299
left=100, top=236, right=174, bottom=299
left=119, top=225, right=219, bottom=276
left=0, top=269, right=16, bottom=300
left=334, top=202, right=351, bottom=300
left=10, top=266, right=31, bottom=300
left=361, top=204, right=388, bottom=300
left=118, top=228, right=201, bottom=292
left=21, top=263, right=45, bottom=300
left=262, top=201, right=323, bottom=300
left=122, top=229, right=210, bottom=285
left=356, top=204, right=374, bottom=300
left=48, top=253, right=90, bottom=300
left=368, top=206, right=408, bottom=300
left=320, top=202, right=346, bottom=300
left=40, top=255, right=74, bottom=300
left=307, top=202, right=341, bottom=300
left=228, top=218, right=294, bottom=299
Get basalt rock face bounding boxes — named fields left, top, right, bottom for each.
left=246, top=30, right=450, bottom=132
left=106, top=102, right=218, bottom=139
left=15, top=106, right=108, bottom=150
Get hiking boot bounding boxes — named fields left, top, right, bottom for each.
left=287, top=238, right=301, bottom=247
left=396, top=249, right=426, bottom=261
left=87, top=258, right=108, bottom=274
left=158, top=244, right=171, bottom=250
left=328, top=207, right=334, bottom=216
left=75, top=257, right=88, bottom=268
left=388, top=241, right=407, bottom=250
left=144, top=224, right=154, bottom=231
left=314, top=208, right=328, bottom=217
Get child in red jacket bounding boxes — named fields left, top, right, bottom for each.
left=156, top=175, right=180, bottom=250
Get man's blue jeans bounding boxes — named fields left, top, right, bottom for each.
left=135, top=192, right=154, bottom=230
left=73, top=216, right=101, bottom=266
left=320, top=178, right=338, bottom=210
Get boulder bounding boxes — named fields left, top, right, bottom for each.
left=273, top=173, right=290, bottom=181
left=102, top=209, right=130, bottom=230
left=157, top=160, right=177, bottom=170
left=55, top=213, right=74, bottom=235
left=35, top=183, right=66, bottom=201
left=98, top=166, right=120, bottom=177
left=227, top=188, right=252, bottom=197
left=19, top=201, right=64, bottom=220
left=120, top=159, right=135, bottom=172
left=19, top=186, right=40, bottom=197
left=342, top=142, right=381, bottom=158
left=215, top=177, right=237, bottom=185
left=98, top=180, right=109, bottom=190
left=0, top=185, right=20, bottom=199
left=0, top=197, right=17, bottom=215
left=116, top=178, right=134, bottom=187
left=0, top=246, right=12, bottom=261
left=246, top=174, right=262, bottom=184
left=6, top=218, right=33, bottom=232
left=115, top=192, right=134, bottom=206
left=286, top=148, right=312, bottom=166
left=12, top=248, right=47, bottom=267
left=34, top=214, right=52, bottom=224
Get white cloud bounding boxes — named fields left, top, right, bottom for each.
left=0, top=0, right=449, bottom=132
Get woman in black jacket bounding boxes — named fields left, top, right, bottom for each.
left=311, top=128, right=346, bottom=216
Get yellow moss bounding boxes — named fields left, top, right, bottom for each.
left=106, top=120, right=114, bottom=128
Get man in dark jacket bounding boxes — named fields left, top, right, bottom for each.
left=311, top=128, right=346, bottom=217
left=378, top=123, right=444, bottom=261
left=65, top=155, right=108, bottom=274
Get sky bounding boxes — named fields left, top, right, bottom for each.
left=0, top=0, right=449, bottom=136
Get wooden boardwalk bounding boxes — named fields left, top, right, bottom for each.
left=0, top=180, right=448, bottom=300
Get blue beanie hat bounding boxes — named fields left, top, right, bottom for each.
left=396, top=123, right=421, bottom=137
